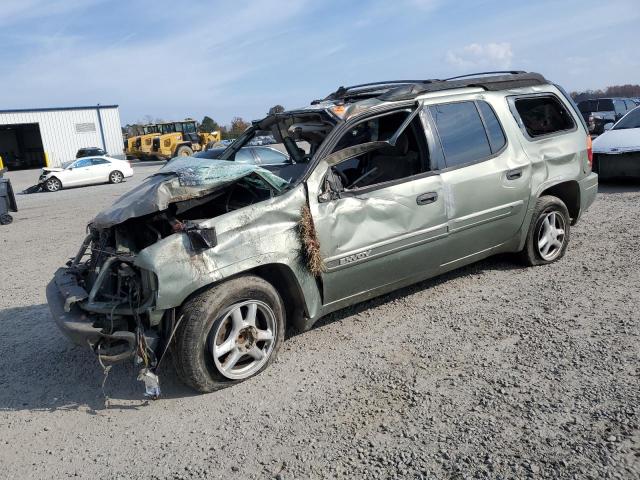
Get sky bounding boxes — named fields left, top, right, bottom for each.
left=1, top=0, right=639, bottom=126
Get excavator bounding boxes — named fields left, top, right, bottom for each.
left=150, top=120, right=220, bottom=159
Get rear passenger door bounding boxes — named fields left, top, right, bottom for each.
left=89, top=157, right=113, bottom=183
left=426, top=99, right=532, bottom=266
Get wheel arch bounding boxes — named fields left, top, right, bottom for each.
left=46, top=175, right=63, bottom=188
left=538, top=180, right=580, bottom=225
left=176, top=262, right=312, bottom=333
left=247, top=263, right=308, bottom=332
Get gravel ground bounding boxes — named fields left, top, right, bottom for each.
left=0, top=167, right=638, bottom=480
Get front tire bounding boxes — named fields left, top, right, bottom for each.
left=45, top=177, right=62, bottom=192
left=176, top=145, right=193, bottom=157
left=519, top=195, right=571, bottom=266
left=173, top=275, right=285, bottom=393
left=109, top=170, right=124, bottom=184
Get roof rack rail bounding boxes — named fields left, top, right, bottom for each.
left=377, top=71, right=549, bottom=102
left=323, top=80, right=440, bottom=101
left=322, top=71, right=549, bottom=103
left=444, top=70, right=527, bottom=81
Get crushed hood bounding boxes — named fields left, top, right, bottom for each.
left=593, top=128, right=640, bottom=154
left=92, top=157, right=289, bottom=228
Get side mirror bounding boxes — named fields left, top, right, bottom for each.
left=603, top=122, right=614, bottom=131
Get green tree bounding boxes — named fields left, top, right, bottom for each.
left=229, top=116, right=250, bottom=137
left=199, top=115, right=220, bottom=133
left=268, top=104, right=285, bottom=115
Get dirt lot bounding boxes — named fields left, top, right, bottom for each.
left=0, top=166, right=638, bottom=480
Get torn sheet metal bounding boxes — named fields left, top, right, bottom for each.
left=92, top=159, right=289, bottom=228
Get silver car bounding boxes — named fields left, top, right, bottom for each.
left=47, top=71, right=598, bottom=395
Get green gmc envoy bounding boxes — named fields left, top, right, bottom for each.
left=47, top=71, right=598, bottom=395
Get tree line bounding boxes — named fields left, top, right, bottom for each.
left=123, top=105, right=285, bottom=139
left=570, top=84, right=640, bottom=102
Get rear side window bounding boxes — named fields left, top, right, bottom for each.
left=255, top=147, right=288, bottom=165
left=477, top=101, right=506, bottom=153
left=233, top=149, right=254, bottom=164
left=429, top=101, right=491, bottom=168
left=597, top=99, right=614, bottom=111
left=514, top=96, right=575, bottom=138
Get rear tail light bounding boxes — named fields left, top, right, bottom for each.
left=586, top=135, right=593, bottom=168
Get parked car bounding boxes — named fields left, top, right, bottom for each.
left=192, top=145, right=308, bottom=184
left=47, top=71, right=597, bottom=395
left=592, top=106, right=640, bottom=178
left=76, top=147, right=107, bottom=158
left=39, top=156, right=133, bottom=192
left=577, top=98, right=636, bottom=135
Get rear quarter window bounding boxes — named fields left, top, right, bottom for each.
left=514, top=95, right=575, bottom=139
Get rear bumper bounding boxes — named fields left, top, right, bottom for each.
left=577, top=172, right=598, bottom=222
left=594, top=152, right=640, bottom=179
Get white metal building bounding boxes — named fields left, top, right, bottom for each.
left=0, top=105, right=123, bottom=170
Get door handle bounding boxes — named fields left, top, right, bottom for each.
left=416, top=192, right=438, bottom=205
left=506, top=168, right=523, bottom=180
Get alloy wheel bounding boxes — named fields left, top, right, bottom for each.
left=110, top=171, right=123, bottom=183
left=46, top=178, right=61, bottom=192
left=208, top=300, right=277, bottom=380
left=537, top=211, right=565, bottom=261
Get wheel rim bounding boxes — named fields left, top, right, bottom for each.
left=208, top=300, right=276, bottom=380
left=111, top=171, right=123, bottom=183
left=46, top=179, right=60, bottom=191
left=537, top=211, right=565, bottom=261
left=179, top=150, right=190, bottom=156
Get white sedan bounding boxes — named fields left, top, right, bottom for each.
left=39, top=156, right=134, bottom=192
left=593, top=106, right=640, bottom=179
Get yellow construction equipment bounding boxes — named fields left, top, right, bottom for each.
left=125, top=124, right=160, bottom=159
left=151, top=120, right=220, bottom=159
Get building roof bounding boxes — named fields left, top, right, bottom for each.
left=0, top=105, right=119, bottom=114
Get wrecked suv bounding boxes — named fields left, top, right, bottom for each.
left=47, top=71, right=598, bottom=395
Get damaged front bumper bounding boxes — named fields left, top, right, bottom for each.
left=47, top=261, right=160, bottom=364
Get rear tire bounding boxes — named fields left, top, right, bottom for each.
left=45, top=177, right=62, bottom=192
left=173, top=275, right=285, bottom=393
left=0, top=214, right=12, bottom=225
left=519, top=195, right=571, bottom=266
left=176, top=145, right=193, bottom=157
left=109, top=170, right=124, bottom=184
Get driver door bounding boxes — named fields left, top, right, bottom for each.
left=63, top=158, right=94, bottom=186
left=306, top=106, right=449, bottom=307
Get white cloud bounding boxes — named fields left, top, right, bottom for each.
left=446, top=42, right=514, bottom=70
left=1, top=0, right=311, bottom=123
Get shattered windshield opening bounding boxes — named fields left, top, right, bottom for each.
left=221, top=111, right=337, bottom=188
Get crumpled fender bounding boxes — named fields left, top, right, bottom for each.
left=133, top=184, right=323, bottom=322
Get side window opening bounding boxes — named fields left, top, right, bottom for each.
left=330, top=110, right=430, bottom=190
left=331, top=111, right=411, bottom=152
left=514, top=95, right=575, bottom=138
